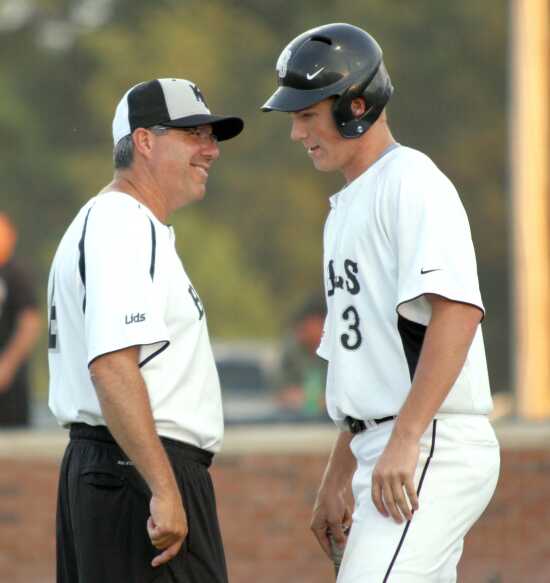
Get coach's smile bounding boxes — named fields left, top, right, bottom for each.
left=191, top=163, right=211, bottom=180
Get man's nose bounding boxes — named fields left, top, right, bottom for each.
left=203, top=140, right=220, bottom=160
left=290, top=118, right=306, bottom=142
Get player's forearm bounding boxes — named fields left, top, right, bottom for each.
left=0, top=309, right=41, bottom=371
left=394, top=296, right=482, bottom=442
left=89, top=347, right=178, bottom=497
left=319, top=430, right=356, bottom=494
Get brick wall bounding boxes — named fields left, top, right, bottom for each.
left=212, top=448, right=550, bottom=583
left=0, top=424, right=549, bottom=582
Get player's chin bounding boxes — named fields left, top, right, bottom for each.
left=312, top=159, right=337, bottom=173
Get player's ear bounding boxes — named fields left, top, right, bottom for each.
left=350, top=98, right=367, bottom=118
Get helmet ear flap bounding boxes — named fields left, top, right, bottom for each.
left=332, top=63, right=394, bottom=139
left=332, top=85, right=368, bottom=138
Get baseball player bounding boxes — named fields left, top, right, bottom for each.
left=262, top=24, right=500, bottom=582
left=47, top=78, right=243, bottom=582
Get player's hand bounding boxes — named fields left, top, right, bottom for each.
left=371, top=434, right=420, bottom=523
left=310, top=486, right=352, bottom=558
left=147, top=489, right=188, bottom=567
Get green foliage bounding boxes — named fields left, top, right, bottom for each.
left=0, top=0, right=510, bottom=390
left=172, top=207, right=277, bottom=338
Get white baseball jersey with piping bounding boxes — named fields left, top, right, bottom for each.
left=317, top=144, right=493, bottom=426
left=317, top=144, right=499, bottom=582
left=48, top=191, right=223, bottom=452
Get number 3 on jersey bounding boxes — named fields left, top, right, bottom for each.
left=341, top=305, right=362, bottom=350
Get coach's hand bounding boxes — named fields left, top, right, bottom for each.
left=311, top=486, right=352, bottom=558
left=371, top=434, right=419, bottom=524
left=148, top=488, right=188, bottom=567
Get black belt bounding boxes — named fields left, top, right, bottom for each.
left=344, top=415, right=397, bottom=434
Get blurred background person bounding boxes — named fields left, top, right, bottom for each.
left=277, top=294, right=328, bottom=418
left=0, top=212, right=41, bottom=428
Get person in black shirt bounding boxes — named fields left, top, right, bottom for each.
left=0, top=213, right=41, bottom=427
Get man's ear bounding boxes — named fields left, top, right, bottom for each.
left=132, top=128, right=156, bottom=158
left=350, top=98, right=367, bottom=118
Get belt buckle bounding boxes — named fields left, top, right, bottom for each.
left=364, top=418, right=378, bottom=430
left=346, top=416, right=366, bottom=434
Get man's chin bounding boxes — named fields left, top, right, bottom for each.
left=193, top=182, right=207, bottom=198
left=312, top=159, right=336, bottom=173
left=178, top=186, right=206, bottom=208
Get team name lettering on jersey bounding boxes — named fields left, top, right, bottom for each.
left=327, top=259, right=363, bottom=350
left=125, top=312, right=146, bottom=324
left=327, top=259, right=360, bottom=296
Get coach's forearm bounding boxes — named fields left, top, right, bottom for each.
left=89, top=346, right=179, bottom=497
left=393, top=294, right=482, bottom=442
left=319, top=430, right=356, bottom=494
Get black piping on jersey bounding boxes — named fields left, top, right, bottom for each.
left=382, top=420, right=438, bottom=582
left=48, top=274, right=57, bottom=350
left=138, top=340, right=169, bottom=368
left=148, top=217, right=156, bottom=279
left=78, top=208, right=157, bottom=314
left=139, top=217, right=163, bottom=367
left=78, top=203, right=165, bottom=368
left=78, top=207, right=93, bottom=313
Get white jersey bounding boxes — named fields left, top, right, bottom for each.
left=47, top=191, right=224, bottom=453
left=318, top=145, right=493, bottom=426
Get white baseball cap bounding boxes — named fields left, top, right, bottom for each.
left=112, top=78, right=244, bottom=145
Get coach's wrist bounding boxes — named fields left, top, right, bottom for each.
left=146, top=464, right=180, bottom=497
left=150, top=473, right=176, bottom=489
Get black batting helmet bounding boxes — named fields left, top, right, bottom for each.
left=261, top=23, right=393, bottom=138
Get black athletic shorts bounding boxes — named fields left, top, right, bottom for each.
left=56, top=423, right=228, bottom=583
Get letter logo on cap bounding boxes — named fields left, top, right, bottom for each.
left=277, top=48, right=292, bottom=79
left=190, top=83, right=207, bottom=107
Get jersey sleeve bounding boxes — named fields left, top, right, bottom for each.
left=392, top=162, right=484, bottom=325
left=83, top=199, right=169, bottom=365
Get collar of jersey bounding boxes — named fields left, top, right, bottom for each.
left=329, top=143, right=401, bottom=209
left=101, top=190, right=173, bottom=232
